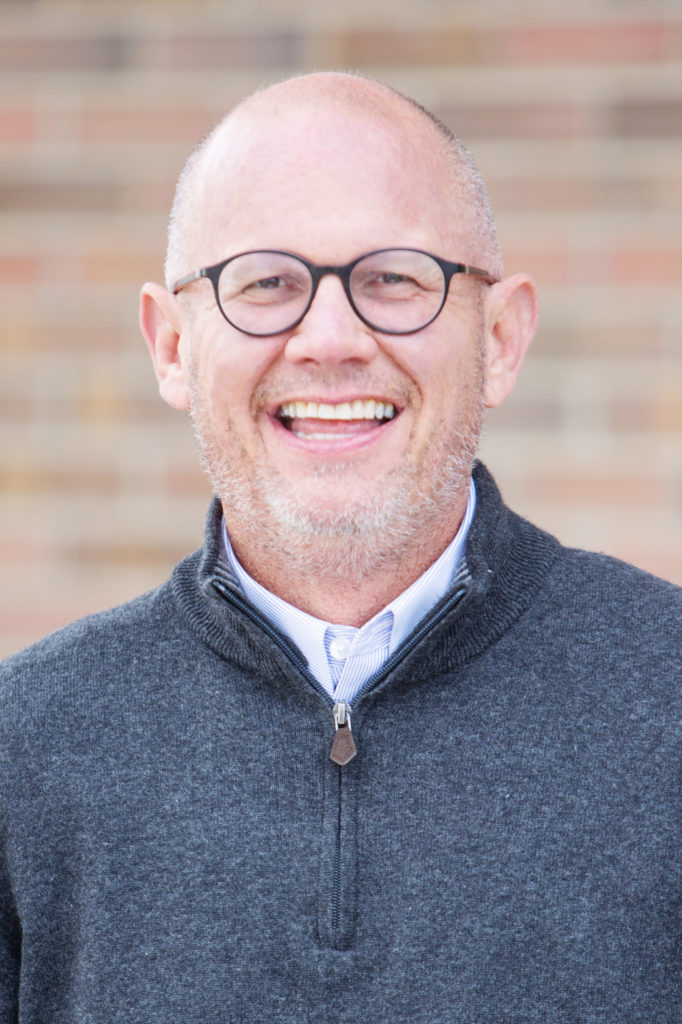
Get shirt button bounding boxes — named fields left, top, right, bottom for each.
left=329, top=637, right=351, bottom=660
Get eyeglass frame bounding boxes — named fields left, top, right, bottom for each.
left=171, top=247, right=499, bottom=337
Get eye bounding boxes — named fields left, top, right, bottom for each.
left=238, top=274, right=303, bottom=301
left=230, top=273, right=308, bottom=305
left=219, top=252, right=311, bottom=308
left=377, top=272, right=411, bottom=285
left=357, top=269, right=422, bottom=299
left=250, top=276, right=287, bottom=290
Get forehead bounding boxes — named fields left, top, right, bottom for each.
left=191, top=95, right=471, bottom=266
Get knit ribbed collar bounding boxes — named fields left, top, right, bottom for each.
left=171, top=462, right=562, bottom=696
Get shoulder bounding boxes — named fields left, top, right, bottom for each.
left=3, top=579, right=173, bottom=664
left=457, top=464, right=681, bottom=678
left=0, top=580, right=180, bottom=732
left=518, top=546, right=682, bottom=705
left=551, top=544, right=681, bottom=623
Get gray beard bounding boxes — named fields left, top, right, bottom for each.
left=188, top=355, right=484, bottom=582
left=254, top=444, right=478, bottom=578
left=190, top=413, right=482, bottom=583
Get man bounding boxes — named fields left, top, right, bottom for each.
left=1, top=72, right=679, bottom=1023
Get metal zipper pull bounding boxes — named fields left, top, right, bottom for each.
left=330, top=702, right=357, bottom=766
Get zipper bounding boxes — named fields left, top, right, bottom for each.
left=331, top=768, right=344, bottom=939
left=330, top=702, right=356, bottom=765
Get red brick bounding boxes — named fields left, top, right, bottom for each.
left=0, top=467, right=121, bottom=497
left=489, top=178, right=599, bottom=211
left=438, top=102, right=589, bottom=139
left=0, top=34, right=128, bottom=72
left=655, top=393, right=682, bottom=432
left=335, top=28, right=484, bottom=66
left=614, top=100, right=682, bottom=138
left=486, top=398, right=562, bottom=431
left=611, top=394, right=682, bottom=434
left=0, top=107, right=37, bottom=143
left=0, top=181, right=123, bottom=212
left=490, top=177, right=659, bottom=213
left=139, top=31, right=299, bottom=70
left=164, top=467, right=211, bottom=498
left=610, top=246, right=682, bottom=285
left=64, top=541, right=189, bottom=570
left=610, top=400, right=658, bottom=432
left=541, top=325, right=663, bottom=358
left=0, top=256, right=41, bottom=284
left=0, top=538, right=43, bottom=566
left=126, top=181, right=177, bottom=212
left=79, top=104, right=215, bottom=143
left=526, top=474, right=668, bottom=508
left=0, top=396, right=32, bottom=422
left=500, top=244, right=573, bottom=285
left=0, top=312, right=128, bottom=353
left=80, top=250, right=162, bottom=284
left=502, top=20, right=674, bottom=65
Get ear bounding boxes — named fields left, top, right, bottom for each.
left=139, top=282, right=191, bottom=411
left=482, top=273, right=538, bottom=409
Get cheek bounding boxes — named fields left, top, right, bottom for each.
left=190, top=343, right=248, bottom=419
left=388, top=303, right=481, bottom=378
left=198, top=328, right=284, bottom=409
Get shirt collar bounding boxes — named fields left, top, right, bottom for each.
left=221, top=478, right=476, bottom=684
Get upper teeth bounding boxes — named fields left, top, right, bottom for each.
left=278, top=399, right=395, bottom=421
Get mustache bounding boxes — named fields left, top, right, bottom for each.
left=251, top=367, right=418, bottom=409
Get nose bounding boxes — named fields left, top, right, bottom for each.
left=282, top=274, right=379, bottom=366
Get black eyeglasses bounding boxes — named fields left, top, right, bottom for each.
left=172, top=248, right=498, bottom=337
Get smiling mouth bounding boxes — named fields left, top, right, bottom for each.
left=276, top=399, right=397, bottom=439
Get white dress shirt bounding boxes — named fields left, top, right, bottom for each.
left=222, top=479, right=476, bottom=704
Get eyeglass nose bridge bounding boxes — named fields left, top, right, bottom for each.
left=302, top=261, right=361, bottom=327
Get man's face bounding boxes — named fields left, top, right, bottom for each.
left=173, top=100, right=492, bottom=576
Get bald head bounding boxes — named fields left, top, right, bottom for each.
left=164, top=72, right=501, bottom=290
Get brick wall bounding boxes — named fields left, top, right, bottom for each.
left=2, top=0, right=681, bottom=656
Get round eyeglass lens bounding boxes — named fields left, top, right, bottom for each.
left=349, top=250, right=446, bottom=333
left=218, top=252, right=313, bottom=335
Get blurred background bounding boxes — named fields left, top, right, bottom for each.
left=2, top=0, right=681, bottom=657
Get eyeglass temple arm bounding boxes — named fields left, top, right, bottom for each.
left=462, top=264, right=499, bottom=285
left=171, top=268, right=207, bottom=295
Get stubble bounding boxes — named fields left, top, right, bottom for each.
left=188, top=348, right=485, bottom=584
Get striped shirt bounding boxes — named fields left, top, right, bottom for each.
left=222, top=479, right=476, bottom=704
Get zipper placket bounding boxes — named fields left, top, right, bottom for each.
left=326, top=576, right=472, bottom=941
left=212, top=570, right=473, bottom=947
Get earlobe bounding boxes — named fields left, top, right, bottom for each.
left=139, top=283, right=191, bottom=412
left=483, top=273, right=538, bottom=409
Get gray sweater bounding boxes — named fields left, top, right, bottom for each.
left=1, top=464, right=680, bottom=1023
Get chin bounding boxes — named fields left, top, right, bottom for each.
left=257, top=480, right=446, bottom=578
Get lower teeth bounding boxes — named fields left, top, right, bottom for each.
left=281, top=416, right=391, bottom=430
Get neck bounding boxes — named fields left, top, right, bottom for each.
left=226, top=502, right=469, bottom=627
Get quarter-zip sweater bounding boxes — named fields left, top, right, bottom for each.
left=1, top=464, right=680, bottom=1023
